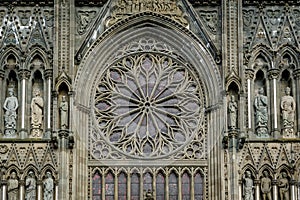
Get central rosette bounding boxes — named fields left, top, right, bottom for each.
left=93, top=53, right=202, bottom=159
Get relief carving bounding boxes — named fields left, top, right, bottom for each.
left=200, top=11, right=218, bottom=34
left=107, top=0, right=188, bottom=27
left=18, top=10, right=31, bottom=26
left=76, top=10, right=97, bottom=35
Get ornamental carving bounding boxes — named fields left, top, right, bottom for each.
left=92, top=53, right=203, bottom=159
left=107, top=0, right=188, bottom=27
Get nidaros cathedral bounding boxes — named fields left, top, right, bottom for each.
left=0, top=0, right=300, bottom=199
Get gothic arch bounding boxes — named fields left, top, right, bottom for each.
left=25, top=48, right=50, bottom=70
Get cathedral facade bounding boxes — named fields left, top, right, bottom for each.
left=0, top=0, right=300, bottom=199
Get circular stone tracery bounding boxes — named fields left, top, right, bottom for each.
left=93, top=53, right=203, bottom=159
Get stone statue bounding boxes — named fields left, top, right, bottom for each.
left=3, top=88, right=18, bottom=137
left=25, top=171, right=36, bottom=200
left=7, top=171, right=19, bottom=200
left=280, top=87, right=295, bottom=137
left=254, top=88, right=268, bottom=137
left=228, top=95, right=238, bottom=129
left=31, top=88, right=43, bottom=137
left=144, top=189, right=154, bottom=200
left=278, top=172, right=289, bottom=200
left=261, top=170, right=272, bottom=200
left=243, top=171, right=254, bottom=200
left=43, top=171, right=54, bottom=200
left=60, top=96, right=68, bottom=129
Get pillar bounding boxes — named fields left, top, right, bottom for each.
left=267, top=68, right=280, bottom=137
left=37, top=180, right=42, bottom=200
left=0, top=69, right=5, bottom=135
left=293, top=69, right=300, bottom=137
left=19, top=180, right=25, bottom=200
left=272, top=179, right=278, bottom=200
left=245, top=68, right=255, bottom=131
left=44, top=69, right=53, bottom=139
left=238, top=180, right=242, bottom=200
left=254, top=179, right=260, bottom=200
left=2, top=180, right=7, bottom=200
left=18, top=69, right=30, bottom=139
left=291, top=180, right=296, bottom=200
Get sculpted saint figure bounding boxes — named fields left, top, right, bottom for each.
left=278, top=172, right=289, bottom=200
left=261, top=171, right=272, bottom=200
left=60, top=96, right=68, bottom=129
left=3, top=88, right=18, bottom=136
left=254, top=88, right=268, bottom=137
left=228, top=95, right=238, bottom=129
left=7, top=172, right=19, bottom=200
left=31, top=88, right=43, bottom=137
left=43, top=172, right=54, bottom=200
left=280, top=87, right=295, bottom=128
left=25, top=171, right=36, bottom=200
left=243, top=171, right=254, bottom=200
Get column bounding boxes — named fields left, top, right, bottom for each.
left=19, top=180, right=25, bottom=200
left=0, top=69, right=4, bottom=135
left=267, top=69, right=280, bottom=137
left=55, top=181, right=59, bottom=200
left=291, top=180, right=296, bottom=200
left=238, top=180, right=242, bottom=200
left=245, top=69, right=254, bottom=131
left=127, top=172, right=131, bottom=200
left=18, top=69, right=30, bottom=139
left=2, top=180, right=7, bottom=200
left=272, top=179, right=278, bottom=200
left=37, top=180, right=42, bottom=200
left=254, top=179, right=260, bottom=200
left=293, top=69, right=300, bottom=137
left=45, top=69, right=53, bottom=139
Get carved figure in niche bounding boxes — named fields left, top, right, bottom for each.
left=278, top=172, right=289, bottom=200
left=3, top=88, right=18, bottom=137
left=60, top=96, right=68, bottom=129
left=280, top=87, right=295, bottom=137
left=144, top=189, right=154, bottom=200
left=228, top=95, right=238, bottom=129
left=254, top=88, right=268, bottom=137
left=261, top=170, right=272, bottom=200
left=7, top=171, right=18, bottom=200
left=43, top=171, right=54, bottom=200
left=243, top=171, right=254, bottom=200
left=25, top=171, right=36, bottom=200
left=31, top=88, right=43, bottom=137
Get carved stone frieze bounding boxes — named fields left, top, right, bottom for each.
left=76, top=10, right=97, bottom=35
left=106, top=0, right=189, bottom=27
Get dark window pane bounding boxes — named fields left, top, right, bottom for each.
left=169, top=172, right=178, bottom=199
left=182, top=172, right=191, bottom=200
left=92, top=172, right=101, bottom=199
left=156, top=172, right=165, bottom=200
left=194, top=172, right=203, bottom=200
left=131, top=173, right=139, bottom=200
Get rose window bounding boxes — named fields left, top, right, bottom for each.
left=93, top=53, right=203, bottom=159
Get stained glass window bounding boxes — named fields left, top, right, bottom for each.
left=156, top=172, right=165, bottom=200
left=131, top=173, right=139, bottom=200
left=105, top=172, right=114, bottom=200
left=182, top=172, right=191, bottom=200
left=92, top=171, right=101, bottom=200
left=118, top=172, right=127, bottom=200
left=194, top=172, right=203, bottom=200
left=169, top=172, right=178, bottom=199
left=143, top=172, right=153, bottom=191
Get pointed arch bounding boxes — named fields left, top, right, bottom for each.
left=248, top=47, right=272, bottom=70
left=25, top=47, right=51, bottom=70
